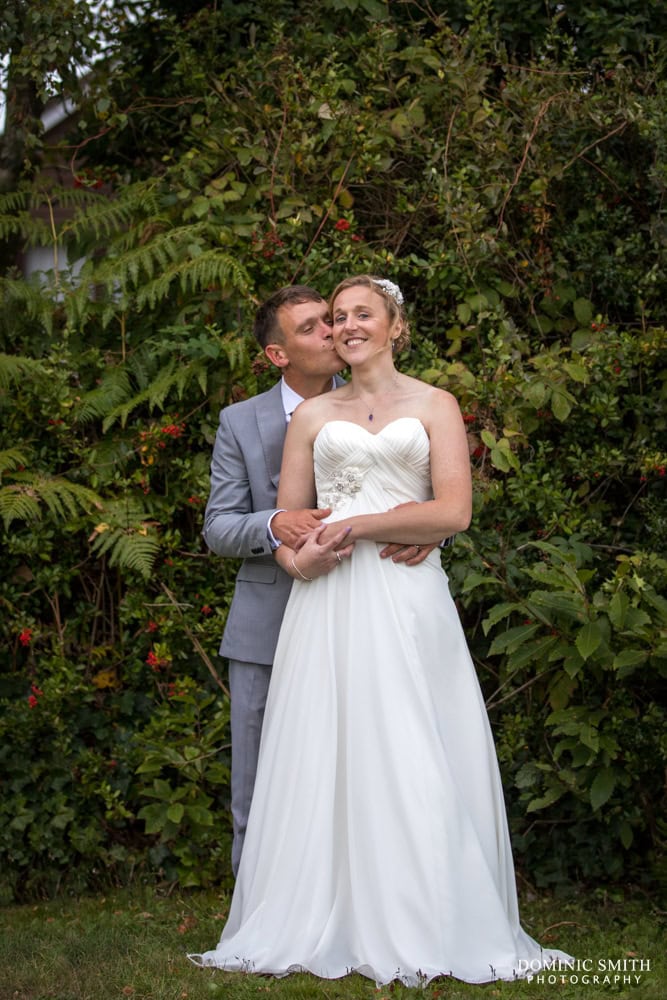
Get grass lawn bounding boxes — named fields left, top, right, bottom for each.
left=0, top=884, right=662, bottom=1000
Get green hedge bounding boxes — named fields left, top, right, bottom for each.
left=0, top=2, right=665, bottom=901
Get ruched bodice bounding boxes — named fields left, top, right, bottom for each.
left=314, top=417, right=432, bottom=514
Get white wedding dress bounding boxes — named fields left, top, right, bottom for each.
left=190, top=418, right=571, bottom=985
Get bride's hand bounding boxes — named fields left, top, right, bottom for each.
left=289, top=524, right=354, bottom=580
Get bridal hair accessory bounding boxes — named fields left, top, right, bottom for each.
left=372, top=278, right=404, bottom=305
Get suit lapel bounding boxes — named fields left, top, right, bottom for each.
left=256, top=376, right=346, bottom=488
left=256, top=382, right=287, bottom=488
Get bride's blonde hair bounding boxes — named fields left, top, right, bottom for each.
left=330, top=274, right=411, bottom=353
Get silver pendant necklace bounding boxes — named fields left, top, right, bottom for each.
left=357, top=372, right=399, bottom=422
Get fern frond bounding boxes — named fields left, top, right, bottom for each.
left=0, top=447, right=31, bottom=478
left=62, top=221, right=190, bottom=328
left=126, top=347, right=157, bottom=390
left=89, top=496, right=161, bottom=577
left=101, top=358, right=206, bottom=430
left=30, top=186, right=100, bottom=213
left=0, top=189, right=31, bottom=213
left=100, top=496, right=154, bottom=524
left=0, top=487, right=42, bottom=528
left=90, top=525, right=160, bottom=578
left=61, top=182, right=161, bottom=245
left=0, top=277, right=60, bottom=334
left=221, top=334, right=250, bottom=372
left=0, top=353, right=49, bottom=391
left=72, top=367, right=133, bottom=425
left=135, top=249, right=250, bottom=311
left=89, top=221, right=209, bottom=288
left=0, top=473, right=103, bottom=529
left=0, top=212, right=53, bottom=246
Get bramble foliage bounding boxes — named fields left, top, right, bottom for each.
left=0, top=1, right=666, bottom=901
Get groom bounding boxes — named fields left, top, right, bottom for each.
left=203, top=284, right=432, bottom=875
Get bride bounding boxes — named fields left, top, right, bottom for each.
left=189, top=274, right=572, bottom=986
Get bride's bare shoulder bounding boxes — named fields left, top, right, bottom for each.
left=413, top=383, right=465, bottom=430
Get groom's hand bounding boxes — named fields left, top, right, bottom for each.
left=380, top=541, right=439, bottom=565
left=379, top=501, right=439, bottom=565
left=272, top=508, right=331, bottom=549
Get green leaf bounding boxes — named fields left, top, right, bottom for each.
left=526, top=784, right=566, bottom=813
left=507, top=634, right=559, bottom=672
left=575, top=622, right=602, bottom=660
left=466, top=293, right=488, bottom=313
left=523, top=380, right=546, bottom=407
left=137, top=803, right=168, bottom=835
left=562, top=649, right=585, bottom=678
left=489, top=446, right=511, bottom=472
left=360, top=0, right=389, bottom=18
left=186, top=805, right=214, bottom=826
left=618, top=820, right=634, bottom=849
left=488, top=623, right=540, bottom=656
left=461, top=572, right=499, bottom=594
left=481, top=601, right=520, bottom=633
left=623, top=606, right=652, bottom=631
left=551, top=388, right=573, bottom=422
left=613, top=649, right=647, bottom=677
left=563, top=361, right=588, bottom=383
left=608, top=591, right=629, bottom=629
left=167, top=803, right=185, bottom=824
left=456, top=302, right=472, bottom=324
left=573, top=297, right=593, bottom=325
left=548, top=671, right=577, bottom=710
left=590, top=768, right=616, bottom=811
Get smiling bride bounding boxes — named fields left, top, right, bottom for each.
left=189, top=274, right=572, bottom=986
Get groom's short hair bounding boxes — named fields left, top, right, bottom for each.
left=254, top=285, right=325, bottom=349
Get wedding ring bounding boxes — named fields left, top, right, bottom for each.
left=335, top=551, right=342, bottom=563
left=415, top=545, right=422, bottom=552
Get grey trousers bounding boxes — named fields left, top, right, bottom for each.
left=229, top=658, right=272, bottom=877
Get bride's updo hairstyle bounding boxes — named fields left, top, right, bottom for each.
left=330, top=274, right=411, bottom=353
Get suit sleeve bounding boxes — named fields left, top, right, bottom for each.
left=202, top=407, right=278, bottom=559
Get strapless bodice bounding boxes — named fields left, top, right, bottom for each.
left=313, top=417, right=432, bottom=515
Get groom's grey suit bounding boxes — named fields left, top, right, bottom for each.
left=204, top=380, right=296, bottom=664
left=203, top=376, right=345, bottom=874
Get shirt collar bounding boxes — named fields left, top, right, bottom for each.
left=280, top=378, right=304, bottom=420
left=280, top=376, right=336, bottom=420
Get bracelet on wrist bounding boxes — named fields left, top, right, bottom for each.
left=290, top=556, right=312, bottom=582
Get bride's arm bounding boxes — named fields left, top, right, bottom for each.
left=273, top=406, right=355, bottom=580
left=318, top=389, right=472, bottom=547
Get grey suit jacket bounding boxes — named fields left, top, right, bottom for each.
left=203, top=378, right=345, bottom=665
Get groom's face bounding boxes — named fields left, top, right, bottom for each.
left=270, top=299, right=345, bottom=379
